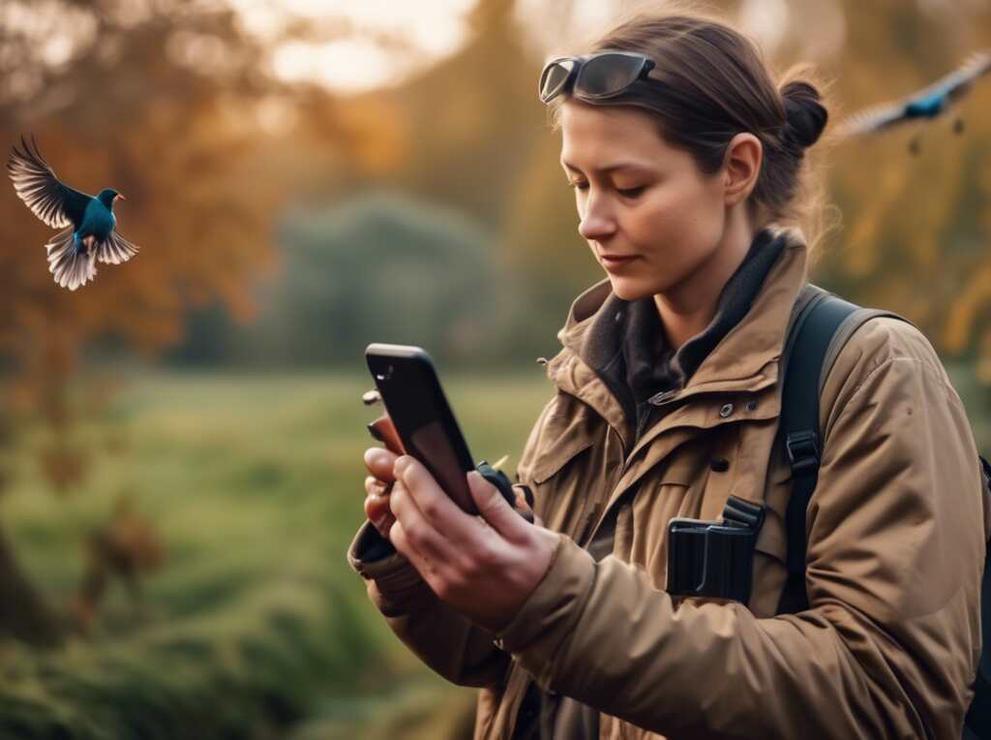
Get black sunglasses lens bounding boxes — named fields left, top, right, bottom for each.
left=539, top=60, right=574, bottom=102
left=578, top=53, right=646, bottom=98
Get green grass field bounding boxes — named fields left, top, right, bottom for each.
left=0, top=371, right=553, bottom=739
left=3, top=363, right=988, bottom=739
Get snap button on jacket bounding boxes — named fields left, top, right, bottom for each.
left=348, top=229, right=988, bottom=739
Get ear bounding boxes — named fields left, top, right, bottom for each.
left=721, top=133, right=762, bottom=207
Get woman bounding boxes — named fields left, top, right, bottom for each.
left=348, top=10, right=987, bottom=739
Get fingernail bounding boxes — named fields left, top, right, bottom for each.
left=394, top=456, right=411, bottom=477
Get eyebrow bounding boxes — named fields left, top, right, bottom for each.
left=560, top=160, right=655, bottom=175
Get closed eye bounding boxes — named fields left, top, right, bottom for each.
left=569, top=180, right=589, bottom=191
left=617, top=185, right=646, bottom=198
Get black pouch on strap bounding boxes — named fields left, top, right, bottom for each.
left=476, top=461, right=534, bottom=523
left=666, top=496, right=765, bottom=604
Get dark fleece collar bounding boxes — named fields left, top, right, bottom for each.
left=579, top=228, right=786, bottom=439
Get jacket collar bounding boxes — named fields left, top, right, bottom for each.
left=544, top=226, right=810, bottom=447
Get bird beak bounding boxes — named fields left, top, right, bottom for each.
left=116, top=193, right=126, bottom=201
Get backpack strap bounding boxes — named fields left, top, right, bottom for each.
left=777, top=286, right=991, bottom=737
left=776, top=284, right=905, bottom=614
left=965, top=459, right=991, bottom=738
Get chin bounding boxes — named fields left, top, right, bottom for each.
left=607, top=274, right=661, bottom=302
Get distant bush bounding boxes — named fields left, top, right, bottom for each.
left=174, top=192, right=525, bottom=368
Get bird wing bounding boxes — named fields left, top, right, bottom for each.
left=835, top=100, right=910, bottom=137
left=6, top=135, right=92, bottom=229
left=913, top=49, right=991, bottom=105
left=836, top=49, right=990, bottom=140
left=97, top=229, right=139, bottom=265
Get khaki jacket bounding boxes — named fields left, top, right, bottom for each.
left=348, top=230, right=989, bottom=739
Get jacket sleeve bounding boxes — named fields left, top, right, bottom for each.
left=344, top=390, right=566, bottom=689
left=493, top=318, right=987, bottom=738
left=347, top=520, right=511, bottom=688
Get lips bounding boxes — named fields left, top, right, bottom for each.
left=599, top=253, right=639, bottom=267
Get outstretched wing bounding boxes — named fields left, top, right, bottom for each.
left=839, top=50, right=991, bottom=139
left=97, top=229, right=139, bottom=265
left=6, top=135, right=91, bottom=229
left=919, top=49, right=991, bottom=105
left=835, top=100, right=909, bottom=137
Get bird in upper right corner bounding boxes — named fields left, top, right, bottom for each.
left=6, top=136, right=140, bottom=291
left=836, top=50, right=991, bottom=154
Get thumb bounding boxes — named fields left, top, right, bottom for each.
left=467, top=470, right=526, bottom=539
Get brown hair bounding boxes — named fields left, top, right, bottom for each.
left=554, top=10, right=830, bottom=238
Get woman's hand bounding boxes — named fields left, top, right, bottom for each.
left=388, top=454, right=559, bottom=633
left=363, top=446, right=399, bottom=538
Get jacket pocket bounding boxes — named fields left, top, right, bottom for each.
left=518, top=393, right=599, bottom=486
left=656, top=453, right=702, bottom=487
left=531, top=435, right=595, bottom=484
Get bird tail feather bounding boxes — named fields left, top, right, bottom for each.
left=96, top=231, right=139, bottom=266
left=46, top=229, right=96, bottom=291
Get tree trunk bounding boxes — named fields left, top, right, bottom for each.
left=0, top=523, right=63, bottom=647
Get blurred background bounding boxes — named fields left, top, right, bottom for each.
left=0, top=0, right=989, bottom=737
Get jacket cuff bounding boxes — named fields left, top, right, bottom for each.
left=494, top=535, right=596, bottom=685
left=347, top=520, right=425, bottom=593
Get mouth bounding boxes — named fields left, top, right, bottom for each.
left=599, top=253, right=640, bottom=269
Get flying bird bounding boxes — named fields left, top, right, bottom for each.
left=836, top=50, right=991, bottom=150
left=7, top=136, right=139, bottom=291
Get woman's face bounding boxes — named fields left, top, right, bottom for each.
left=559, top=101, right=729, bottom=301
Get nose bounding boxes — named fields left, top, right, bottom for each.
left=577, top=193, right=616, bottom=241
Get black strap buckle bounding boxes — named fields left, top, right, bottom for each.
left=785, top=430, right=820, bottom=476
left=666, top=496, right=765, bottom=604
left=722, top=496, right=766, bottom=531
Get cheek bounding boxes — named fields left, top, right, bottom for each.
left=603, top=177, right=724, bottom=299
left=629, top=177, right=723, bottom=251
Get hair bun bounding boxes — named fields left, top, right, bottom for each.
left=780, top=80, right=828, bottom=149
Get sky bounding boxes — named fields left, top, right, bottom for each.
left=227, top=0, right=853, bottom=94
left=229, top=0, right=479, bottom=93
left=5, top=0, right=986, bottom=97
left=0, top=0, right=863, bottom=96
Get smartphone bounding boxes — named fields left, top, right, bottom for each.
left=365, top=343, right=479, bottom=514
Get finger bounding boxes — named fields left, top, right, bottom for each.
left=394, top=456, right=480, bottom=546
left=389, top=521, right=459, bottom=601
left=390, top=477, right=458, bottom=563
left=364, top=491, right=395, bottom=536
left=467, top=470, right=529, bottom=541
left=364, top=447, right=398, bottom=482
left=389, top=519, right=432, bottom=575
left=364, top=475, right=391, bottom=497
left=363, top=475, right=393, bottom=531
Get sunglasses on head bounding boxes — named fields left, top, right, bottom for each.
left=538, top=51, right=656, bottom=104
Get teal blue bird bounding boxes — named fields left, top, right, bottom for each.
left=7, top=136, right=139, bottom=290
left=837, top=50, right=991, bottom=147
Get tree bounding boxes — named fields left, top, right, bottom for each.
left=0, top=0, right=294, bottom=643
